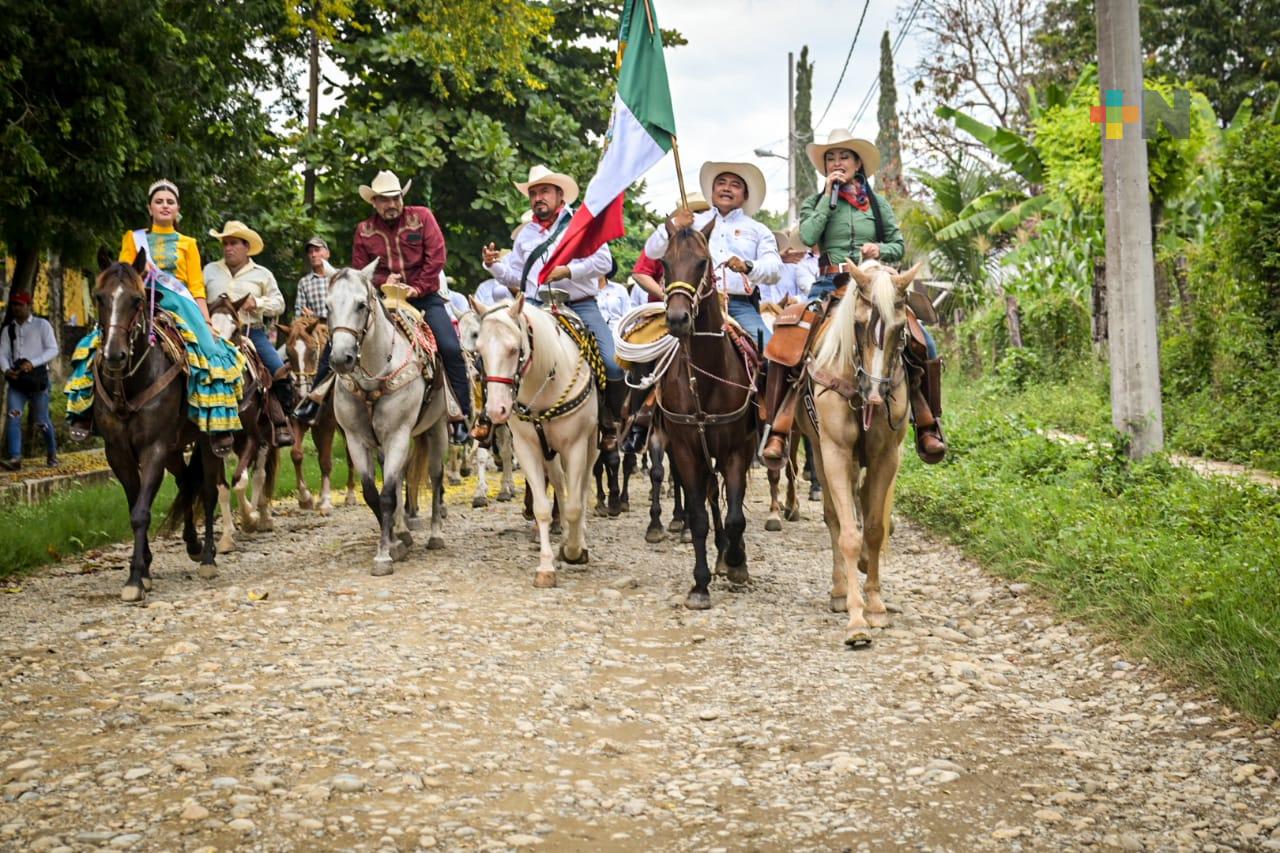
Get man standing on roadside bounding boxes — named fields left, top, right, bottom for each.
left=1, top=291, right=59, bottom=470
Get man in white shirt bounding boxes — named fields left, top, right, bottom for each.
left=642, top=161, right=781, bottom=347
left=203, top=220, right=294, bottom=447
left=2, top=291, right=59, bottom=469
left=761, top=225, right=817, bottom=305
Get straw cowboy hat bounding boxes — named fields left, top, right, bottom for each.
left=515, top=165, right=579, bottom=205
left=511, top=209, right=534, bottom=240
left=683, top=191, right=710, bottom=213
left=359, top=170, right=412, bottom=204
left=209, top=220, right=264, bottom=256
left=806, top=129, right=881, bottom=176
left=699, top=161, right=767, bottom=216
left=771, top=224, right=810, bottom=253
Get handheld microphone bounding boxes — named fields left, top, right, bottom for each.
left=829, top=180, right=841, bottom=210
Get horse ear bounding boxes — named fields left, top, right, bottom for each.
left=890, top=261, right=924, bottom=292
left=509, top=292, right=524, bottom=318
left=467, top=295, right=482, bottom=315
left=132, top=247, right=148, bottom=276
left=97, top=246, right=115, bottom=272
left=846, top=261, right=873, bottom=288
left=232, top=294, right=250, bottom=312
left=275, top=322, right=292, bottom=337
left=699, top=217, right=716, bottom=241
left=360, top=258, right=379, bottom=280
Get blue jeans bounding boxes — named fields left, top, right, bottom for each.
left=728, top=295, right=771, bottom=348
left=410, top=292, right=472, bottom=417
left=808, top=274, right=937, bottom=358
left=567, top=298, right=623, bottom=382
left=5, top=385, right=55, bottom=459
left=247, top=326, right=284, bottom=376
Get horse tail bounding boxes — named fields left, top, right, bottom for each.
left=160, top=446, right=208, bottom=535
left=812, top=280, right=860, bottom=372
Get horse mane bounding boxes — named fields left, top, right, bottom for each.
left=812, top=261, right=898, bottom=373
left=483, top=300, right=561, bottom=382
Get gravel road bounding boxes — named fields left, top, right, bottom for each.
left=1, top=471, right=1277, bottom=851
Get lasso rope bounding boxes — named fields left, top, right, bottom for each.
left=613, top=303, right=680, bottom=389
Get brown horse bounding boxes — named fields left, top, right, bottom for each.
left=91, top=251, right=222, bottom=601
left=208, top=294, right=278, bottom=551
left=277, top=316, right=356, bottom=513
left=657, top=221, right=759, bottom=609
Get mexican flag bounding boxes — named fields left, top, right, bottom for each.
left=538, top=0, right=676, bottom=283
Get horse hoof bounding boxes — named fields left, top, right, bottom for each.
left=594, top=501, right=609, bottom=518
left=298, top=496, right=314, bottom=510
left=216, top=539, right=235, bottom=555
left=404, top=516, right=423, bottom=531
left=344, top=495, right=359, bottom=507
left=141, top=576, right=153, bottom=592
left=684, top=591, right=711, bottom=610
left=448, top=475, right=462, bottom=486
left=558, top=546, right=589, bottom=565
left=765, top=517, right=783, bottom=532
left=496, top=490, right=514, bottom=502
left=784, top=508, right=802, bottom=522
left=607, top=501, right=623, bottom=518
left=198, top=564, right=218, bottom=580
left=680, top=528, right=693, bottom=544
left=844, top=629, right=873, bottom=649
left=550, top=521, right=563, bottom=536
left=427, top=536, right=445, bottom=551
left=258, top=517, right=274, bottom=532
left=120, top=585, right=144, bottom=603
left=808, top=486, right=822, bottom=502
left=318, top=504, right=333, bottom=517
left=472, top=496, right=489, bottom=508
left=829, top=596, right=848, bottom=613
left=866, top=610, right=892, bottom=629
left=186, top=540, right=202, bottom=560
left=389, top=540, right=409, bottom=562
left=533, top=570, right=557, bottom=588
left=371, top=559, right=394, bottom=577
left=620, top=500, right=630, bottom=513
left=644, top=527, right=665, bottom=544
left=726, top=564, right=751, bottom=585
left=666, top=519, right=685, bottom=534
left=397, top=529, right=414, bottom=547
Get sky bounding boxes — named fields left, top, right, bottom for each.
left=636, top=0, right=924, bottom=218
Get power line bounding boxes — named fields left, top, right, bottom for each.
left=813, top=0, right=872, bottom=129
left=849, top=0, right=924, bottom=130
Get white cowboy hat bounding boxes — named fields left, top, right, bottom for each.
left=209, top=220, right=264, bottom=256
left=514, top=165, right=579, bottom=205
left=359, top=170, right=412, bottom=204
left=683, top=191, right=710, bottom=213
left=699, top=161, right=767, bottom=216
left=806, top=129, right=881, bottom=176
left=771, top=224, right=810, bottom=253
left=510, top=209, right=534, bottom=241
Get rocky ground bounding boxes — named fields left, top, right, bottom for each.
left=1, top=470, right=1277, bottom=852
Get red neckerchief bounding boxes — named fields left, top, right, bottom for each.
left=534, top=203, right=565, bottom=231
left=838, top=178, right=870, bottom=211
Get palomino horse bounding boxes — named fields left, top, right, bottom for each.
left=277, top=315, right=356, bottom=513
left=476, top=295, right=597, bottom=588
left=798, top=259, right=922, bottom=646
left=658, top=221, right=759, bottom=609
left=457, top=305, right=516, bottom=508
left=327, top=262, right=449, bottom=574
left=91, top=251, right=222, bottom=600
left=208, top=294, right=278, bottom=553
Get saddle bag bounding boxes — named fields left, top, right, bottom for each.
left=764, top=302, right=819, bottom=367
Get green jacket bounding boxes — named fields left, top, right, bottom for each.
left=798, top=186, right=904, bottom=267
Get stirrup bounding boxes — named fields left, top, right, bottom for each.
left=293, top=399, right=321, bottom=424
left=449, top=421, right=469, bottom=446
left=211, top=432, right=234, bottom=457
left=69, top=422, right=91, bottom=442
left=470, top=419, right=493, bottom=448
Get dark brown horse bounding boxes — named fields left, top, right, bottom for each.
left=657, top=221, right=759, bottom=609
left=91, top=251, right=221, bottom=601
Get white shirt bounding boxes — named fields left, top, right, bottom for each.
left=596, top=281, right=631, bottom=326
left=437, top=275, right=470, bottom=320
left=203, top=259, right=286, bottom=325
left=643, top=207, right=781, bottom=297
left=0, top=316, right=58, bottom=373
left=474, top=278, right=513, bottom=307
left=629, top=283, right=651, bottom=308
left=483, top=206, right=613, bottom=303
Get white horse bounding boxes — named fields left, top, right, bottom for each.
left=476, top=294, right=597, bottom=588
left=458, top=304, right=516, bottom=507
left=799, top=260, right=922, bottom=646
left=327, top=261, right=449, bottom=574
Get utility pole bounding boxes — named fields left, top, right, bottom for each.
left=1097, top=0, right=1163, bottom=457
left=787, top=51, right=797, bottom=223
left=304, top=26, right=319, bottom=212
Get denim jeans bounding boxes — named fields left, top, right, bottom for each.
left=727, top=295, right=771, bottom=349
left=247, top=326, right=285, bottom=376
left=808, top=274, right=937, bottom=358
left=409, top=292, right=472, bottom=417
left=567, top=297, right=623, bottom=382
left=5, top=385, right=55, bottom=459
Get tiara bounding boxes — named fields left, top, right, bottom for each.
left=147, top=179, right=180, bottom=199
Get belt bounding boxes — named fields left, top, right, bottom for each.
left=728, top=294, right=754, bottom=301
left=821, top=264, right=845, bottom=276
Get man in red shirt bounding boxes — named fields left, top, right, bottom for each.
left=350, top=170, right=470, bottom=444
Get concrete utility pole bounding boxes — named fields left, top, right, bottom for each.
left=787, top=51, right=797, bottom=223
left=304, top=27, right=320, bottom=212
left=1096, top=0, right=1164, bottom=457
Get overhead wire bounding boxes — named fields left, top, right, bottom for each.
left=812, top=0, right=872, bottom=129
left=848, top=0, right=924, bottom=130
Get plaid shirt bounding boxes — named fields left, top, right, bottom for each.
left=295, top=262, right=335, bottom=319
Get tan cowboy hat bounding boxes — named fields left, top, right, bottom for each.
left=515, top=165, right=579, bottom=205
left=511, top=209, right=534, bottom=240
left=683, top=191, right=710, bottom=213
left=359, top=170, right=412, bottom=204
left=806, top=129, right=881, bottom=176
left=699, top=161, right=767, bottom=216
left=771, top=224, right=809, bottom=253
left=209, top=220, right=264, bottom=256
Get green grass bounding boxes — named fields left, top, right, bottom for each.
left=897, top=377, right=1280, bottom=721
left=0, top=434, right=351, bottom=577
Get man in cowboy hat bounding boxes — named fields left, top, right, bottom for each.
left=631, top=191, right=710, bottom=303
left=480, top=164, right=625, bottom=452
left=350, top=169, right=471, bottom=444
left=764, top=224, right=818, bottom=305
left=643, top=162, right=782, bottom=349
left=204, top=219, right=295, bottom=447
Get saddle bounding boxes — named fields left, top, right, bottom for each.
left=764, top=285, right=931, bottom=370
left=550, top=308, right=607, bottom=391
left=387, top=309, right=439, bottom=382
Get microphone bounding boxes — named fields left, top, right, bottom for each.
left=829, top=180, right=841, bottom=210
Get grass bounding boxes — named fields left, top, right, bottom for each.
left=897, top=375, right=1280, bottom=722
left=0, top=434, right=351, bottom=577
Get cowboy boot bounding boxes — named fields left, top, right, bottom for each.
left=760, top=362, right=796, bottom=470
left=598, top=379, right=626, bottom=454
left=620, top=385, right=656, bottom=455
left=270, top=366, right=296, bottom=447
left=910, top=357, right=946, bottom=464
left=470, top=416, right=494, bottom=448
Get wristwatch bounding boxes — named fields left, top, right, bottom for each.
left=743, top=260, right=754, bottom=274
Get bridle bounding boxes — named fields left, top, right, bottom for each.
left=479, top=303, right=537, bottom=394
left=662, top=230, right=723, bottom=333
left=94, top=277, right=152, bottom=381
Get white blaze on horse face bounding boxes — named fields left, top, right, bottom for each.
left=477, top=318, right=518, bottom=424
left=327, top=272, right=364, bottom=371
left=210, top=311, right=237, bottom=341
left=101, top=278, right=136, bottom=361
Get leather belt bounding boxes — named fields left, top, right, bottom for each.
left=821, top=264, right=845, bottom=276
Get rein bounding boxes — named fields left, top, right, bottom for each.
left=331, top=279, right=422, bottom=416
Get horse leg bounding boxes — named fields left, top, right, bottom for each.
left=859, top=451, right=901, bottom=629
left=766, top=464, right=783, bottom=532
left=198, top=442, right=220, bottom=571
left=678, top=456, right=713, bottom=610
left=496, top=426, right=515, bottom=501
left=254, top=446, right=275, bottom=532
left=620, top=449, right=635, bottom=513
left=216, top=478, right=236, bottom=554
left=292, top=426, right=313, bottom=509
left=403, top=432, right=426, bottom=532
left=426, top=420, right=448, bottom=551
left=592, top=456, right=608, bottom=517
left=472, top=444, right=490, bottom=508
left=708, top=475, right=728, bottom=575
left=347, top=439, right=380, bottom=525
left=517, top=445, right=557, bottom=587
left=123, top=448, right=167, bottom=602
left=232, top=444, right=255, bottom=532
left=373, top=431, right=412, bottom=574
left=554, top=447, right=591, bottom=568
left=784, top=437, right=802, bottom=522
left=722, top=455, right=750, bottom=585
left=342, top=428, right=358, bottom=507
left=667, top=451, right=687, bottom=535
left=645, top=440, right=665, bottom=543
left=818, top=428, right=870, bottom=646
left=603, top=446, right=623, bottom=517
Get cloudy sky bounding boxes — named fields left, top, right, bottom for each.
left=637, top=0, right=924, bottom=217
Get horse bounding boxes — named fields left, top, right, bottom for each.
left=657, top=221, right=760, bottom=609
left=277, top=315, right=356, bottom=513
left=457, top=304, right=517, bottom=507
left=207, top=294, right=279, bottom=552
left=327, top=261, right=449, bottom=574
left=798, top=259, right=923, bottom=646
left=90, top=251, right=222, bottom=601
left=476, top=295, right=597, bottom=588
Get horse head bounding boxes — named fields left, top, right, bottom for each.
left=475, top=293, right=530, bottom=424
left=662, top=218, right=716, bottom=338
left=279, top=315, right=326, bottom=397
left=93, top=249, right=149, bottom=370
left=207, top=293, right=246, bottom=343
left=458, top=297, right=483, bottom=355
left=326, top=259, right=380, bottom=375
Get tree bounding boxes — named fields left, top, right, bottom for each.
left=791, top=47, right=817, bottom=205
left=874, top=30, right=904, bottom=195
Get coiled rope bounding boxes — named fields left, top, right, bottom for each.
left=612, top=303, right=680, bottom=389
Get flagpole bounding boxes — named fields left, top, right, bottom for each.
left=671, top=136, right=689, bottom=209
